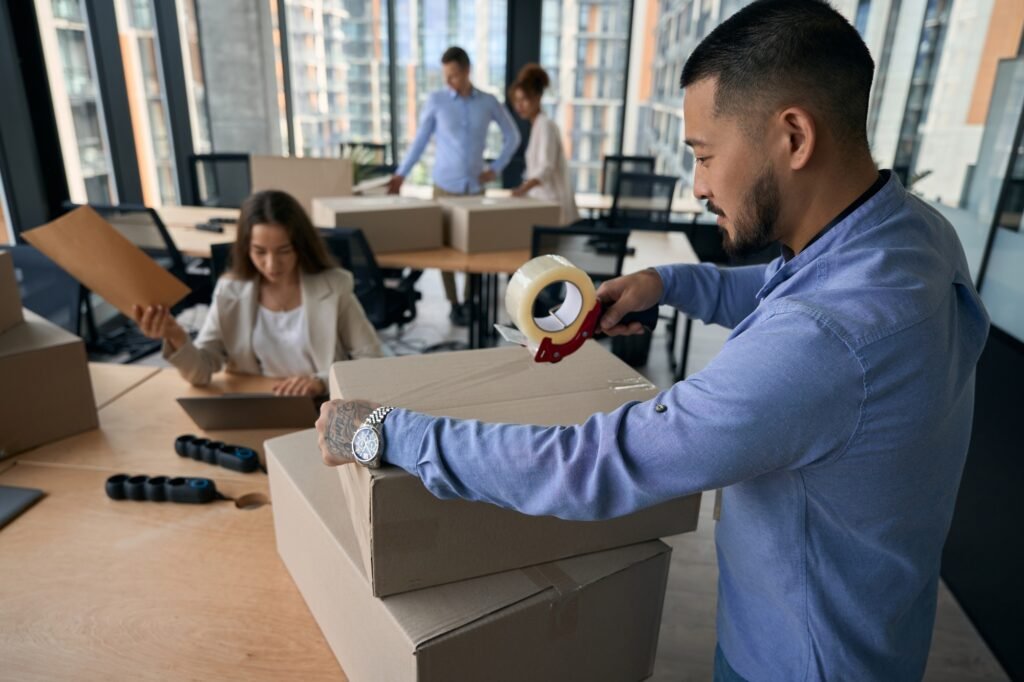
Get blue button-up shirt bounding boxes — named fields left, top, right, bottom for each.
left=383, top=172, right=990, bottom=680
left=395, top=87, right=521, bottom=194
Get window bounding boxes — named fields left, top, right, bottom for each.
left=35, top=0, right=116, bottom=204
left=114, top=0, right=179, bottom=205
left=542, top=0, right=631, bottom=193
left=281, top=0, right=391, bottom=159
left=176, top=0, right=212, bottom=155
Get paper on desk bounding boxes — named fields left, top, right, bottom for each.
left=21, top=206, right=190, bottom=317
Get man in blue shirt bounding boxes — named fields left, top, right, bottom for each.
left=318, top=1, right=989, bottom=679
left=388, top=46, right=521, bottom=324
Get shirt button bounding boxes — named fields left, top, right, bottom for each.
left=654, top=404, right=667, bottom=413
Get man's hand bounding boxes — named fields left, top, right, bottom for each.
left=273, top=375, right=325, bottom=397
left=386, top=174, right=405, bottom=195
left=479, top=168, right=497, bottom=184
left=316, top=399, right=382, bottom=466
left=595, top=269, right=664, bottom=336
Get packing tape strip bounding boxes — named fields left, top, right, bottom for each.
left=521, top=563, right=581, bottom=639
left=505, top=255, right=597, bottom=347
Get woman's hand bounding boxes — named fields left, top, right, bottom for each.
left=511, top=179, right=540, bottom=197
left=273, top=375, right=326, bottom=397
left=131, top=304, right=188, bottom=351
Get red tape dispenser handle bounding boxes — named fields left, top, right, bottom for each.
left=534, top=302, right=659, bottom=363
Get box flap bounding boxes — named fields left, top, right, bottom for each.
left=266, top=429, right=667, bottom=647
left=331, top=343, right=655, bottom=414
left=0, top=251, right=24, bottom=334
left=0, top=310, right=82, bottom=359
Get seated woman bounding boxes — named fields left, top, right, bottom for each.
left=132, top=190, right=383, bottom=396
left=509, top=63, right=579, bottom=225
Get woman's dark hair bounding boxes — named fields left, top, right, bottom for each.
left=510, top=63, right=550, bottom=99
left=441, top=46, right=471, bottom=70
left=681, top=0, right=874, bottom=148
left=230, top=190, right=335, bottom=280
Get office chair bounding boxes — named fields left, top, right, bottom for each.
left=608, top=172, right=679, bottom=232
left=601, top=155, right=655, bottom=196
left=318, top=227, right=419, bottom=331
left=189, top=153, right=252, bottom=208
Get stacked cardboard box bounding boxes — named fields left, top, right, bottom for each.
left=437, top=196, right=562, bottom=252
left=311, top=196, right=444, bottom=254
left=267, top=343, right=699, bottom=680
left=0, top=252, right=97, bottom=459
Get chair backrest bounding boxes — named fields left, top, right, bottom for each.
left=209, top=242, right=233, bottom=285
left=531, top=225, right=630, bottom=282
left=80, top=203, right=188, bottom=277
left=190, top=153, right=252, bottom=208
left=316, top=227, right=387, bottom=322
left=0, top=245, right=82, bottom=334
left=601, top=155, right=655, bottom=196
left=610, top=172, right=679, bottom=230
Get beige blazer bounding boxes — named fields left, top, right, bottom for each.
left=164, top=268, right=383, bottom=386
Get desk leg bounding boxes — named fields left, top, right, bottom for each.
left=468, top=272, right=482, bottom=349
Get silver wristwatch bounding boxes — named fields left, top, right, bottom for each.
left=351, top=405, right=395, bottom=469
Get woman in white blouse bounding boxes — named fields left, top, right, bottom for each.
left=509, top=63, right=579, bottom=225
left=131, top=190, right=383, bottom=397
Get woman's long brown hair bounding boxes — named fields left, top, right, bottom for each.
left=230, top=190, right=335, bottom=280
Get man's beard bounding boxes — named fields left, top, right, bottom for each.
left=709, top=165, right=780, bottom=258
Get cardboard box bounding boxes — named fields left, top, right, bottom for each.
left=0, top=251, right=23, bottom=335
left=312, top=196, right=443, bottom=254
left=268, top=428, right=672, bottom=682
left=330, top=342, right=701, bottom=596
left=250, top=155, right=354, bottom=216
left=0, top=310, right=97, bottom=458
left=438, top=196, right=561, bottom=252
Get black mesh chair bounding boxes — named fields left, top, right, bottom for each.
left=0, top=245, right=84, bottom=335
left=318, top=227, right=419, bottom=331
left=608, top=172, right=679, bottom=231
left=189, top=153, right=252, bottom=208
left=601, top=155, right=655, bottom=196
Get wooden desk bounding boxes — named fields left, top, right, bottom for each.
left=19, top=369, right=298, bottom=480
left=158, top=206, right=239, bottom=259
left=376, top=246, right=529, bottom=275
left=89, top=362, right=161, bottom=410
left=0, top=461, right=342, bottom=680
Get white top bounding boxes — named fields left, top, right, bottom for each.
left=524, top=113, right=580, bottom=225
left=252, top=304, right=318, bottom=378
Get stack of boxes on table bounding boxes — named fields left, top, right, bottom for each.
left=267, top=342, right=702, bottom=681
left=0, top=251, right=96, bottom=459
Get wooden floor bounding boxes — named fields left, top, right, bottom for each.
left=141, top=269, right=1009, bottom=680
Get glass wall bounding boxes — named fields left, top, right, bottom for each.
left=281, top=0, right=391, bottom=158
left=541, top=0, right=631, bottom=194
left=176, top=0, right=212, bottom=155
left=34, top=0, right=116, bottom=204
left=114, top=0, right=179, bottom=205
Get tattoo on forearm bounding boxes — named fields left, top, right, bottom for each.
left=325, top=402, right=374, bottom=458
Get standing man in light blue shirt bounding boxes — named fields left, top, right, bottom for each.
left=319, top=1, right=989, bottom=679
left=388, top=46, right=521, bottom=324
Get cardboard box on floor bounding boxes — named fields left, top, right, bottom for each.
left=250, top=155, right=353, bottom=216
left=268, top=429, right=671, bottom=682
left=437, top=196, right=561, bottom=252
left=329, top=342, right=701, bottom=597
left=312, top=196, right=443, bottom=254
left=0, top=251, right=24, bottom=335
left=0, top=310, right=97, bottom=459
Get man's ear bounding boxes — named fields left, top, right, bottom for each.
left=778, top=106, right=816, bottom=171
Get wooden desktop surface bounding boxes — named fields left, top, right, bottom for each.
left=0, top=365, right=344, bottom=680
left=88, top=362, right=161, bottom=410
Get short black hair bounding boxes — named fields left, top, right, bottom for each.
left=441, top=46, right=471, bottom=70
left=681, top=0, right=874, bottom=148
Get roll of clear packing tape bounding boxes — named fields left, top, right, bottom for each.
left=505, top=255, right=598, bottom=346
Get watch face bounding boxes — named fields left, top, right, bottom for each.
left=352, top=426, right=380, bottom=463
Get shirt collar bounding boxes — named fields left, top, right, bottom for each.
left=756, top=170, right=903, bottom=301
left=448, top=86, right=477, bottom=99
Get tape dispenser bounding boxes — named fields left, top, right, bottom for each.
left=495, top=254, right=658, bottom=363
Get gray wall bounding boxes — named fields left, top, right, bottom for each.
left=196, top=0, right=283, bottom=155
